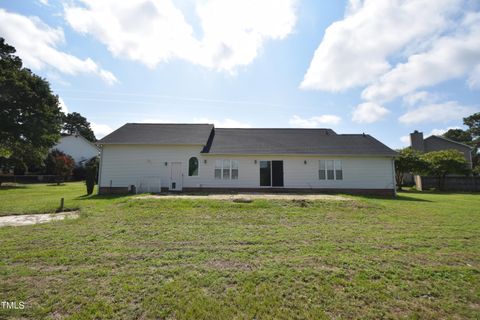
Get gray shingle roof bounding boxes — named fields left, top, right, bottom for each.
left=98, top=124, right=397, bottom=156
left=203, top=128, right=397, bottom=156
left=98, top=123, right=214, bottom=145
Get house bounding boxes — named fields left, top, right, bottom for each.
left=96, top=123, right=398, bottom=196
left=410, top=130, right=473, bottom=168
left=53, top=134, right=100, bottom=166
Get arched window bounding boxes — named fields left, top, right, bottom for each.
left=188, top=157, right=199, bottom=176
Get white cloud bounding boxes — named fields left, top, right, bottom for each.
left=400, top=135, right=411, bottom=146
left=289, top=115, right=341, bottom=128
left=64, top=0, right=297, bottom=72
left=402, top=91, right=438, bottom=106
left=91, top=122, right=113, bottom=139
left=398, top=101, right=475, bottom=124
left=429, top=126, right=461, bottom=136
left=467, top=64, right=480, bottom=89
left=193, top=117, right=252, bottom=128
left=300, top=0, right=460, bottom=91
left=0, top=9, right=117, bottom=85
left=352, top=102, right=389, bottom=123
left=362, top=12, right=480, bottom=102
left=58, top=98, right=69, bottom=114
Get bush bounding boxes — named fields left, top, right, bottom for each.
left=53, top=154, right=75, bottom=185
left=13, top=159, right=27, bottom=175
left=72, top=166, right=87, bottom=181
left=85, top=165, right=97, bottom=195
left=86, top=157, right=99, bottom=183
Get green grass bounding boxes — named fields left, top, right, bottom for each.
left=0, top=182, right=90, bottom=215
left=0, top=183, right=479, bottom=319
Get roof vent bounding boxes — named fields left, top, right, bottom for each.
left=362, top=132, right=366, bottom=137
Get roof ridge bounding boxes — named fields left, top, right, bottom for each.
left=426, top=135, right=473, bottom=149
left=127, top=123, right=213, bottom=125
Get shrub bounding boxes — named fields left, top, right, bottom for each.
left=53, top=154, right=75, bottom=185
left=72, top=166, right=87, bottom=181
left=421, top=149, right=470, bottom=190
left=85, top=165, right=97, bottom=195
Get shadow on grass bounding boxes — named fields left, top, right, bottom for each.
left=355, top=194, right=432, bottom=202
left=0, top=185, right=27, bottom=190
left=400, top=189, right=479, bottom=196
left=75, top=193, right=129, bottom=201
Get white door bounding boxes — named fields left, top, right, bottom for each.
left=170, top=162, right=183, bottom=191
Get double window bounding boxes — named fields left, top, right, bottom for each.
left=215, top=160, right=239, bottom=180
left=319, top=160, right=343, bottom=180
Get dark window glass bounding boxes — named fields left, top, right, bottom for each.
left=319, top=160, right=326, bottom=180
left=188, top=157, right=198, bottom=176
left=260, top=161, right=271, bottom=186
left=327, top=160, right=334, bottom=180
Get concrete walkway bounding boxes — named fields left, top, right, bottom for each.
left=0, top=211, right=79, bottom=227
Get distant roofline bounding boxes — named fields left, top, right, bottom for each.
left=126, top=123, right=213, bottom=125
left=426, top=135, right=473, bottom=149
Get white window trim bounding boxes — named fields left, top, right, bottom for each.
left=215, top=159, right=239, bottom=180
left=319, top=159, right=343, bottom=181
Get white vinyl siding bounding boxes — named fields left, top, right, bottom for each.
left=99, top=144, right=395, bottom=191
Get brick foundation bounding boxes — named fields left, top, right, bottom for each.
left=99, top=186, right=395, bottom=197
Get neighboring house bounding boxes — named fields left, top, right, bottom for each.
left=410, top=130, right=473, bottom=169
left=97, top=123, right=397, bottom=196
left=53, top=134, right=100, bottom=166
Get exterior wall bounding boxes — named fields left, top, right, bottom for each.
left=99, top=144, right=396, bottom=194
left=424, top=137, right=472, bottom=168
left=54, top=136, right=100, bottom=165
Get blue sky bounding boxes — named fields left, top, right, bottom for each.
left=1, top=0, right=479, bottom=148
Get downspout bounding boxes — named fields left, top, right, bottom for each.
left=392, top=158, right=397, bottom=197
left=97, top=145, right=104, bottom=195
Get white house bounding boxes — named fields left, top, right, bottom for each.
left=53, top=134, right=100, bottom=166
left=97, top=123, right=397, bottom=196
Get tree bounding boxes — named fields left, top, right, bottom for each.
left=463, top=112, right=480, bottom=139
left=463, top=112, right=480, bottom=169
left=53, top=154, right=75, bottom=185
left=395, top=148, right=425, bottom=190
left=421, top=149, right=469, bottom=190
left=0, top=38, right=63, bottom=168
left=443, top=129, right=472, bottom=144
left=63, top=112, right=96, bottom=142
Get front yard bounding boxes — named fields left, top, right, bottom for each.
left=0, top=183, right=479, bottom=319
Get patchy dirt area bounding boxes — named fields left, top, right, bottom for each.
left=135, top=193, right=350, bottom=201
left=0, top=211, right=80, bottom=227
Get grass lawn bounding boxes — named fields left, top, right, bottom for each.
left=0, top=183, right=479, bottom=319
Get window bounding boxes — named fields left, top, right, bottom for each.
left=319, top=160, right=326, bottom=180
left=188, top=157, right=198, bottom=176
left=327, top=160, right=334, bottom=180
left=319, top=160, right=343, bottom=180
left=214, top=160, right=222, bottom=180
left=214, top=159, right=239, bottom=180
left=231, top=160, right=239, bottom=180
left=335, top=160, right=343, bottom=180
left=223, top=160, right=230, bottom=179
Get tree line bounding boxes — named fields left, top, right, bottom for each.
left=395, top=112, right=480, bottom=190
left=0, top=38, right=98, bottom=193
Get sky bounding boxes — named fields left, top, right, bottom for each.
left=0, top=0, right=479, bottom=148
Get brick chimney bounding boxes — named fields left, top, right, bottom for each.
left=410, top=130, right=424, bottom=152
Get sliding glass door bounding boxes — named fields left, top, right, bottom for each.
left=260, top=161, right=271, bottom=186
left=260, top=160, right=284, bottom=187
